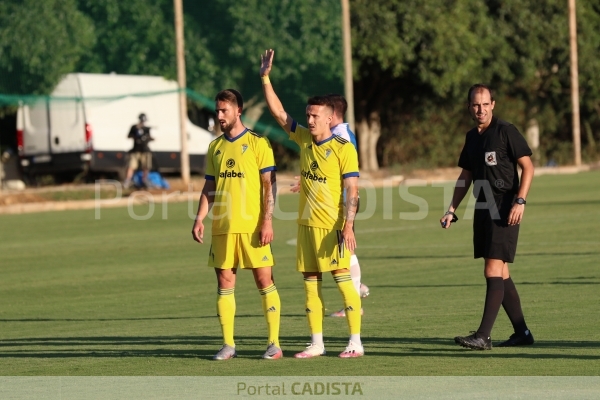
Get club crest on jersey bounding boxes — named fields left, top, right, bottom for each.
left=485, top=151, right=497, bottom=166
left=226, top=158, right=236, bottom=168
left=241, top=144, right=248, bottom=154
left=325, top=149, right=332, bottom=159
left=215, top=150, right=221, bottom=157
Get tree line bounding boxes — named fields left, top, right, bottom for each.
left=1, top=0, right=599, bottom=168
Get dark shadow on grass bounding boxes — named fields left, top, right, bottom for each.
left=520, top=281, right=600, bottom=285
left=0, top=335, right=348, bottom=349
left=368, top=252, right=599, bottom=261
left=367, top=255, right=470, bottom=260
left=370, top=284, right=481, bottom=289
left=0, top=335, right=598, bottom=360
left=369, top=350, right=600, bottom=360
left=0, top=314, right=306, bottom=323
left=367, top=279, right=599, bottom=290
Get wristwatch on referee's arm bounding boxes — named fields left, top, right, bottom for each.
left=515, top=197, right=526, bottom=205
left=444, top=211, right=458, bottom=223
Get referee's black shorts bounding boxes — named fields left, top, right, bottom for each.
left=473, top=195, right=520, bottom=263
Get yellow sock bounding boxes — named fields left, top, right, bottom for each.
left=217, top=287, right=236, bottom=347
left=334, top=272, right=361, bottom=335
left=303, top=277, right=324, bottom=335
left=259, top=284, right=281, bottom=347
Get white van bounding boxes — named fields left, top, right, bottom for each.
left=16, top=73, right=214, bottom=180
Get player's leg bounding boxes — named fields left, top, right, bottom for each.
left=489, top=196, right=533, bottom=346
left=294, top=225, right=326, bottom=358
left=331, top=216, right=367, bottom=317
left=330, top=248, right=367, bottom=317
left=252, top=266, right=282, bottom=359
left=333, top=269, right=364, bottom=357
left=299, top=272, right=326, bottom=353
left=350, top=252, right=370, bottom=298
left=498, top=264, right=534, bottom=346
left=214, top=267, right=238, bottom=360
left=455, top=258, right=504, bottom=351
left=141, top=152, right=151, bottom=187
left=455, top=208, right=498, bottom=350
left=329, top=229, right=363, bottom=357
left=350, top=201, right=369, bottom=298
left=210, top=234, right=239, bottom=360
left=478, top=258, right=506, bottom=337
left=349, top=251, right=362, bottom=294
left=241, top=232, right=282, bottom=359
left=124, top=153, right=139, bottom=188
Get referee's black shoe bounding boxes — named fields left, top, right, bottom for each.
left=497, top=330, right=534, bottom=347
left=454, top=332, right=492, bottom=350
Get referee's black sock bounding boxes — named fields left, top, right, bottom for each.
left=476, top=277, right=504, bottom=339
left=502, top=277, right=529, bottom=335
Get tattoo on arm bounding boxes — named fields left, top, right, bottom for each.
left=346, top=196, right=358, bottom=222
left=261, top=171, right=276, bottom=221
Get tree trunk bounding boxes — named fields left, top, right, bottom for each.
left=357, top=111, right=380, bottom=172
left=526, top=118, right=540, bottom=166
left=242, top=95, right=266, bottom=130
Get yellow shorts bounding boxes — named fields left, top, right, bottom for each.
left=296, top=225, right=350, bottom=273
left=128, top=152, right=152, bottom=170
left=208, top=232, right=275, bottom=269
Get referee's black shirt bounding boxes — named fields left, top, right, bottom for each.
left=458, top=117, right=532, bottom=202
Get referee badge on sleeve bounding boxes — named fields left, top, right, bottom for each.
left=485, top=151, right=497, bottom=166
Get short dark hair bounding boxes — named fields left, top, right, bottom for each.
left=467, top=84, right=494, bottom=103
left=326, top=94, right=347, bottom=118
left=307, top=95, right=334, bottom=114
left=215, top=89, right=244, bottom=110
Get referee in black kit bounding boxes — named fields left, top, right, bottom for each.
left=440, top=84, right=535, bottom=350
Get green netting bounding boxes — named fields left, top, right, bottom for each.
left=185, top=88, right=299, bottom=152
left=0, top=89, right=181, bottom=106
left=0, top=88, right=298, bottom=152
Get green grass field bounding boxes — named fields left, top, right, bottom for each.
left=1, top=172, right=599, bottom=376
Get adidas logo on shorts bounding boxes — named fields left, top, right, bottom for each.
left=267, top=306, right=277, bottom=312
left=330, top=259, right=338, bottom=265
left=305, top=308, right=312, bottom=313
left=262, top=255, right=269, bottom=262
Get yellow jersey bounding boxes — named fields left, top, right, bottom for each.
left=290, top=121, right=359, bottom=230
left=205, top=128, right=276, bottom=235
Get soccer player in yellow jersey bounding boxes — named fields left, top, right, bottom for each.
left=191, top=89, right=282, bottom=361
left=260, top=49, right=364, bottom=358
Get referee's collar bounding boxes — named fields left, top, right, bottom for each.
left=478, top=116, right=497, bottom=135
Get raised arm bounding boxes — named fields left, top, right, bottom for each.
left=342, top=176, right=359, bottom=252
left=191, top=179, right=216, bottom=243
left=440, top=169, right=472, bottom=229
left=259, top=170, right=277, bottom=246
left=260, top=49, right=294, bottom=133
